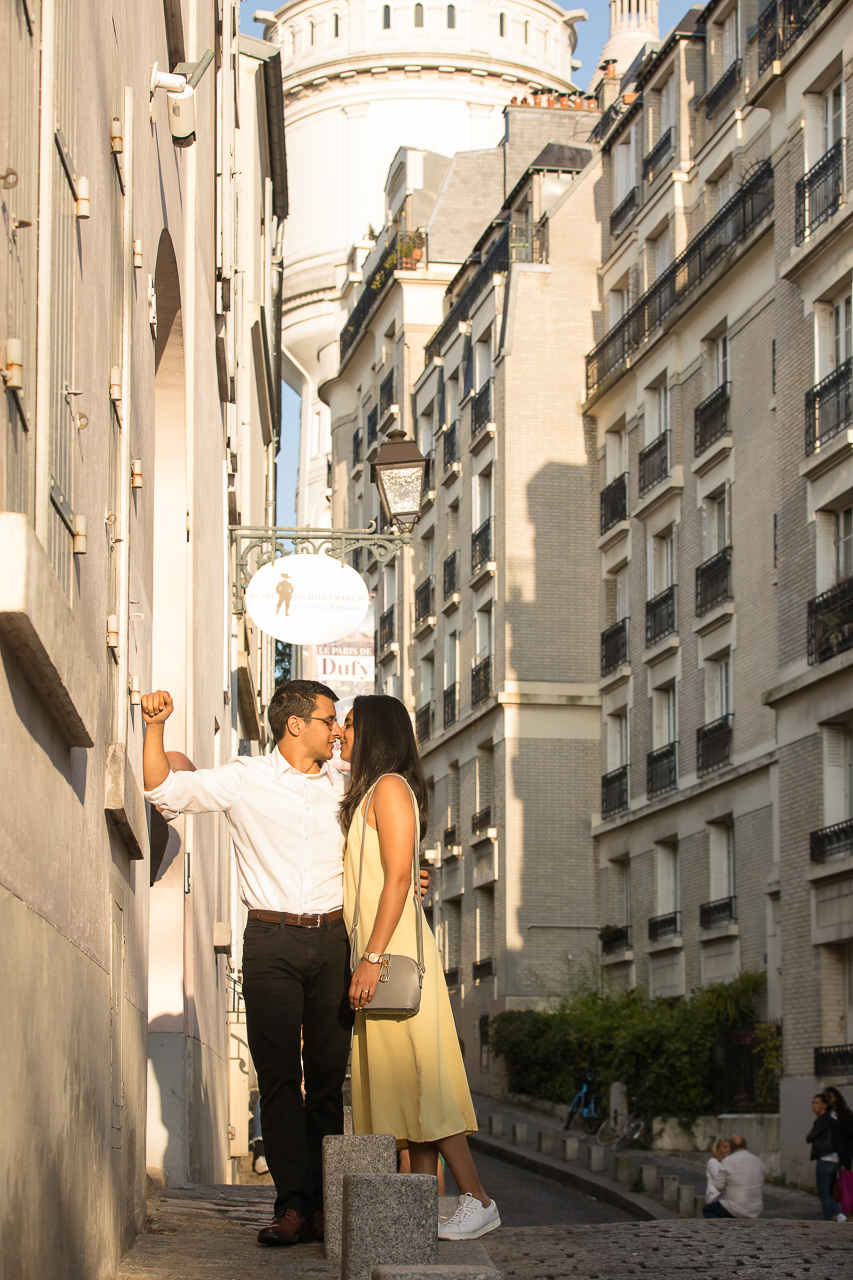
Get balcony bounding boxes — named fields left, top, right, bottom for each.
left=473, top=957, right=494, bottom=981
left=340, top=233, right=399, bottom=362
left=444, top=965, right=460, bottom=986
left=379, top=369, right=396, bottom=419
left=602, top=764, right=629, bottom=818
left=695, top=383, right=731, bottom=456
left=414, top=576, right=435, bottom=630
left=811, top=818, right=853, bottom=864
left=805, top=358, right=852, bottom=456
left=443, top=421, right=459, bottom=473
left=610, top=187, right=639, bottom=238
left=638, top=430, right=669, bottom=498
left=643, top=127, right=674, bottom=182
left=646, top=585, right=676, bottom=649
left=508, top=220, right=548, bottom=264
left=443, top=684, right=458, bottom=729
left=600, top=472, right=628, bottom=536
left=379, top=605, right=395, bottom=652
left=700, top=895, right=737, bottom=929
left=796, top=139, right=844, bottom=246
left=705, top=59, right=741, bottom=118
left=759, top=0, right=837, bottom=79
left=352, top=426, right=363, bottom=468
left=586, top=162, right=774, bottom=395
left=443, top=551, right=459, bottom=601
left=472, top=655, right=492, bottom=708
left=648, top=910, right=681, bottom=942
left=697, top=713, right=734, bottom=777
left=415, top=702, right=433, bottom=745
left=600, top=924, right=631, bottom=955
left=472, top=379, right=494, bottom=442
left=424, top=226, right=510, bottom=366
left=443, top=825, right=458, bottom=848
left=696, top=546, right=733, bottom=616
left=601, top=617, right=629, bottom=677
left=472, top=806, right=492, bottom=836
left=815, top=1043, right=853, bottom=1076
left=647, top=741, right=677, bottom=799
left=367, top=405, right=379, bottom=450
left=807, top=577, right=853, bottom=665
left=471, top=518, right=492, bottom=576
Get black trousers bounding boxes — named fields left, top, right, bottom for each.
left=241, top=916, right=354, bottom=1220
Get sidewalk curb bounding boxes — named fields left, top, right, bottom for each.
left=468, top=1133, right=675, bottom=1221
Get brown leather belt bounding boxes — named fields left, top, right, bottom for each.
left=247, top=907, right=344, bottom=929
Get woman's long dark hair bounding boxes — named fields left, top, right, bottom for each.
left=339, top=695, right=429, bottom=834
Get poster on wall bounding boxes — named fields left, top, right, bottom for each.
left=302, top=596, right=376, bottom=769
left=244, top=553, right=370, bottom=645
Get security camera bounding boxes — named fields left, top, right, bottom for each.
left=150, top=54, right=212, bottom=149
left=167, top=84, right=196, bottom=148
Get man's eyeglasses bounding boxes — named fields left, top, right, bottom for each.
left=304, top=716, right=338, bottom=729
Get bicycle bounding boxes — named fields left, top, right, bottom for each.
left=562, top=1073, right=603, bottom=1134
left=596, top=1106, right=646, bottom=1149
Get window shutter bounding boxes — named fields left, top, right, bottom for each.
left=823, top=726, right=849, bottom=827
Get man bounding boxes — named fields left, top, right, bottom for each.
left=702, top=1132, right=765, bottom=1219
left=143, top=680, right=426, bottom=1246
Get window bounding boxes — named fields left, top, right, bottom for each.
left=611, top=857, right=631, bottom=925
left=823, top=726, right=853, bottom=827
left=383, top=557, right=396, bottom=610
left=653, top=685, right=677, bottom=748
left=722, top=8, right=738, bottom=70
left=476, top=468, right=492, bottom=526
left=445, top=630, right=459, bottom=690
left=420, top=656, right=434, bottom=707
left=614, top=130, right=636, bottom=204
left=714, top=333, right=729, bottom=388
left=475, top=333, right=492, bottom=391
left=499, top=12, right=506, bottom=36
left=659, top=75, right=674, bottom=136
left=824, top=80, right=843, bottom=154
left=289, top=27, right=295, bottom=54
left=656, top=843, right=679, bottom=914
left=447, top=4, right=455, bottom=28
left=609, top=286, right=626, bottom=327
left=706, top=653, right=732, bottom=721
left=475, top=887, right=494, bottom=963
left=651, top=227, right=670, bottom=281
left=836, top=506, right=853, bottom=582
left=705, top=487, right=730, bottom=557
left=476, top=745, right=494, bottom=812
left=383, top=4, right=391, bottom=28
left=650, top=529, right=675, bottom=595
left=615, top=566, right=629, bottom=622
left=414, top=3, right=423, bottom=25
left=308, top=19, right=314, bottom=44
left=524, top=19, right=529, bottom=43
left=605, top=426, right=627, bottom=483
left=443, top=899, right=461, bottom=968
left=649, top=381, right=669, bottom=440
left=333, top=12, right=340, bottom=37
left=475, top=608, right=492, bottom=661
left=708, top=822, right=735, bottom=900
left=608, top=710, right=629, bottom=770
left=833, top=287, right=852, bottom=367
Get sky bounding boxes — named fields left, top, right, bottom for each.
left=237, top=0, right=687, bottom=525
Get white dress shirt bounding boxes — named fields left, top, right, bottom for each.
left=710, top=1149, right=765, bottom=1218
left=145, top=749, right=347, bottom=913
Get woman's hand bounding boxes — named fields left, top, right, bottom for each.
left=349, top=957, right=381, bottom=1011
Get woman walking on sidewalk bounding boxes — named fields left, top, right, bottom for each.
left=339, top=695, right=500, bottom=1242
left=807, top=1094, right=843, bottom=1220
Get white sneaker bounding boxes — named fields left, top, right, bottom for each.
left=837, top=1213, right=848, bottom=1222
left=437, top=1193, right=501, bottom=1240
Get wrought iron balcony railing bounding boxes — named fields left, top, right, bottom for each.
left=600, top=472, right=628, bottom=535
left=473, top=957, right=494, bottom=981
left=443, top=684, right=458, bottom=729
left=414, top=576, right=435, bottom=628
left=643, top=127, right=674, bottom=182
left=759, top=0, right=836, bottom=79
left=705, top=59, right=741, bottom=118
left=810, top=818, right=853, bottom=863
left=472, top=807, right=492, bottom=835
left=472, top=379, right=493, bottom=439
left=472, top=518, right=492, bottom=575
left=367, top=405, right=378, bottom=449
left=600, top=924, right=631, bottom=954
left=647, top=741, right=677, bottom=799
left=352, top=426, right=363, bottom=467
left=648, top=910, right=681, bottom=942
left=472, top=655, right=492, bottom=708
left=444, top=965, right=460, bottom=986
left=695, top=382, right=731, bottom=455
left=601, top=617, right=629, bottom=677
left=591, top=99, right=625, bottom=144
left=610, top=187, right=639, bottom=238
left=700, top=895, right=737, bottom=929
left=815, top=1043, right=853, bottom=1076
left=508, top=221, right=548, bottom=264
left=796, top=139, right=844, bottom=245
left=443, top=550, right=459, bottom=599
left=443, top=825, right=458, bottom=848
left=807, top=576, right=853, bottom=665
left=638, top=430, right=669, bottom=498
left=415, top=702, right=433, bottom=745
left=697, top=713, right=734, bottom=776
left=380, top=369, right=395, bottom=417
left=806, top=358, right=852, bottom=456
left=586, top=162, right=774, bottom=395
left=340, top=233, right=398, bottom=361
left=443, top=421, right=459, bottom=471
left=602, top=764, right=629, bottom=818
left=424, top=227, right=510, bottom=366
left=379, top=605, right=395, bottom=650
left=646, top=585, right=676, bottom=648
left=696, top=546, right=733, bottom=616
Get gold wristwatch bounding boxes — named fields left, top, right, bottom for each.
left=365, top=951, right=382, bottom=964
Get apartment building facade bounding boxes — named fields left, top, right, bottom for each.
left=0, top=4, right=284, bottom=1276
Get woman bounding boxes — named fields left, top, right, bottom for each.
left=807, top=1093, right=842, bottom=1220
left=705, top=1137, right=730, bottom=1204
left=339, top=695, right=500, bottom=1241
left=823, top=1087, right=853, bottom=1221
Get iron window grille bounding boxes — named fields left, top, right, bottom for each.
left=638, top=430, right=669, bottom=498
left=379, top=369, right=395, bottom=417
left=805, top=357, right=851, bottom=456
left=508, top=220, right=548, bottom=264
left=705, top=59, right=741, bottom=118
left=695, top=382, right=731, bottom=455
left=815, top=1043, right=853, bottom=1076
left=472, top=807, right=492, bottom=834
left=425, top=227, right=510, bottom=366
left=602, top=764, right=629, bottom=818
left=473, top=958, right=494, bottom=980
left=610, top=187, right=640, bottom=238
left=471, top=518, right=492, bottom=575
left=810, top=818, right=853, bottom=864
left=443, top=551, right=459, bottom=598
left=414, top=576, right=435, bottom=627
left=471, top=656, right=492, bottom=707
left=367, top=405, right=378, bottom=448
left=695, top=546, right=733, bottom=616
left=444, top=966, right=460, bottom=986
left=759, top=0, right=837, bottom=79
left=443, top=421, right=459, bottom=471
left=646, top=585, right=676, bottom=648
left=415, top=703, right=433, bottom=745
left=647, top=741, right=677, bottom=798
left=648, top=910, right=681, bottom=942
left=379, top=605, right=395, bottom=650
left=352, top=427, right=363, bottom=466
left=643, top=127, right=674, bottom=182
left=796, top=139, right=844, bottom=245
left=472, top=379, right=493, bottom=439
left=700, top=895, right=737, bottom=929
left=600, top=924, right=631, bottom=954
left=601, top=617, right=629, bottom=676
left=807, top=576, right=853, bottom=665
left=443, top=825, right=458, bottom=848
left=443, top=684, right=458, bottom=729
left=340, top=234, right=399, bottom=361
left=697, top=714, right=734, bottom=776
left=600, top=472, right=628, bottom=535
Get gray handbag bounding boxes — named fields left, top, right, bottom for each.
left=349, top=774, right=425, bottom=1018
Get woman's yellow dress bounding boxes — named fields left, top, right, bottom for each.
left=343, top=781, right=477, bottom=1146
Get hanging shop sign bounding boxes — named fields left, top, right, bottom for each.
left=245, top=554, right=369, bottom=644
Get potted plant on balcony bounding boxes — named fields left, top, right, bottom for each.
left=398, top=228, right=425, bottom=266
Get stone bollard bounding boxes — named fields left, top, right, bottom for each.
left=487, top=1115, right=503, bottom=1138
left=694, top=1192, right=706, bottom=1218
left=322, top=1134, right=397, bottom=1262
left=511, top=1122, right=528, bottom=1145
left=538, top=1130, right=554, bottom=1155
left=562, top=1136, right=579, bottom=1162
left=373, top=1269, right=498, bottom=1280
left=342, top=1174, right=438, bottom=1280
left=660, top=1175, right=679, bottom=1207
left=614, top=1154, right=631, bottom=1184
left=344, top=1106, right=354, bottom=1135
left=640, top=1164, right=657, bottom=1196
left=678, top=1185, right=694, bottom=1217
left=586, top=1144, right=604, bottom=1173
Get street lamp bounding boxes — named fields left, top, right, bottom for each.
left=371, top=425, right=428, bottom=534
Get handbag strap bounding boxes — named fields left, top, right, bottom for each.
left=350, top=773, right=425, bottom=977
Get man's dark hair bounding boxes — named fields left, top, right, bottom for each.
left=268, top=680, right=338, bottom=742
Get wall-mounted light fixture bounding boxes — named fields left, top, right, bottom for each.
left=133, top=239, right=143, bottom=268
left=107, top=614, right=119, bottom=648
left=131, top=459, right=142, bottom=489
left=110, top=367, right=121, bottom=402
left=73, top=514, right=87, bottom=554
left=75, top=177, right=90, bottom=219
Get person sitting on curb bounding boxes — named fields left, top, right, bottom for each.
left=705, top=1137, right=731, bottom=1206
left=702, top=1133, right=765, bottom=1219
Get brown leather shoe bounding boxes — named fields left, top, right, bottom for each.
left=256, top=1210, right=316, bottom=1246
left=313, top=1210, right=324, bottom=1243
